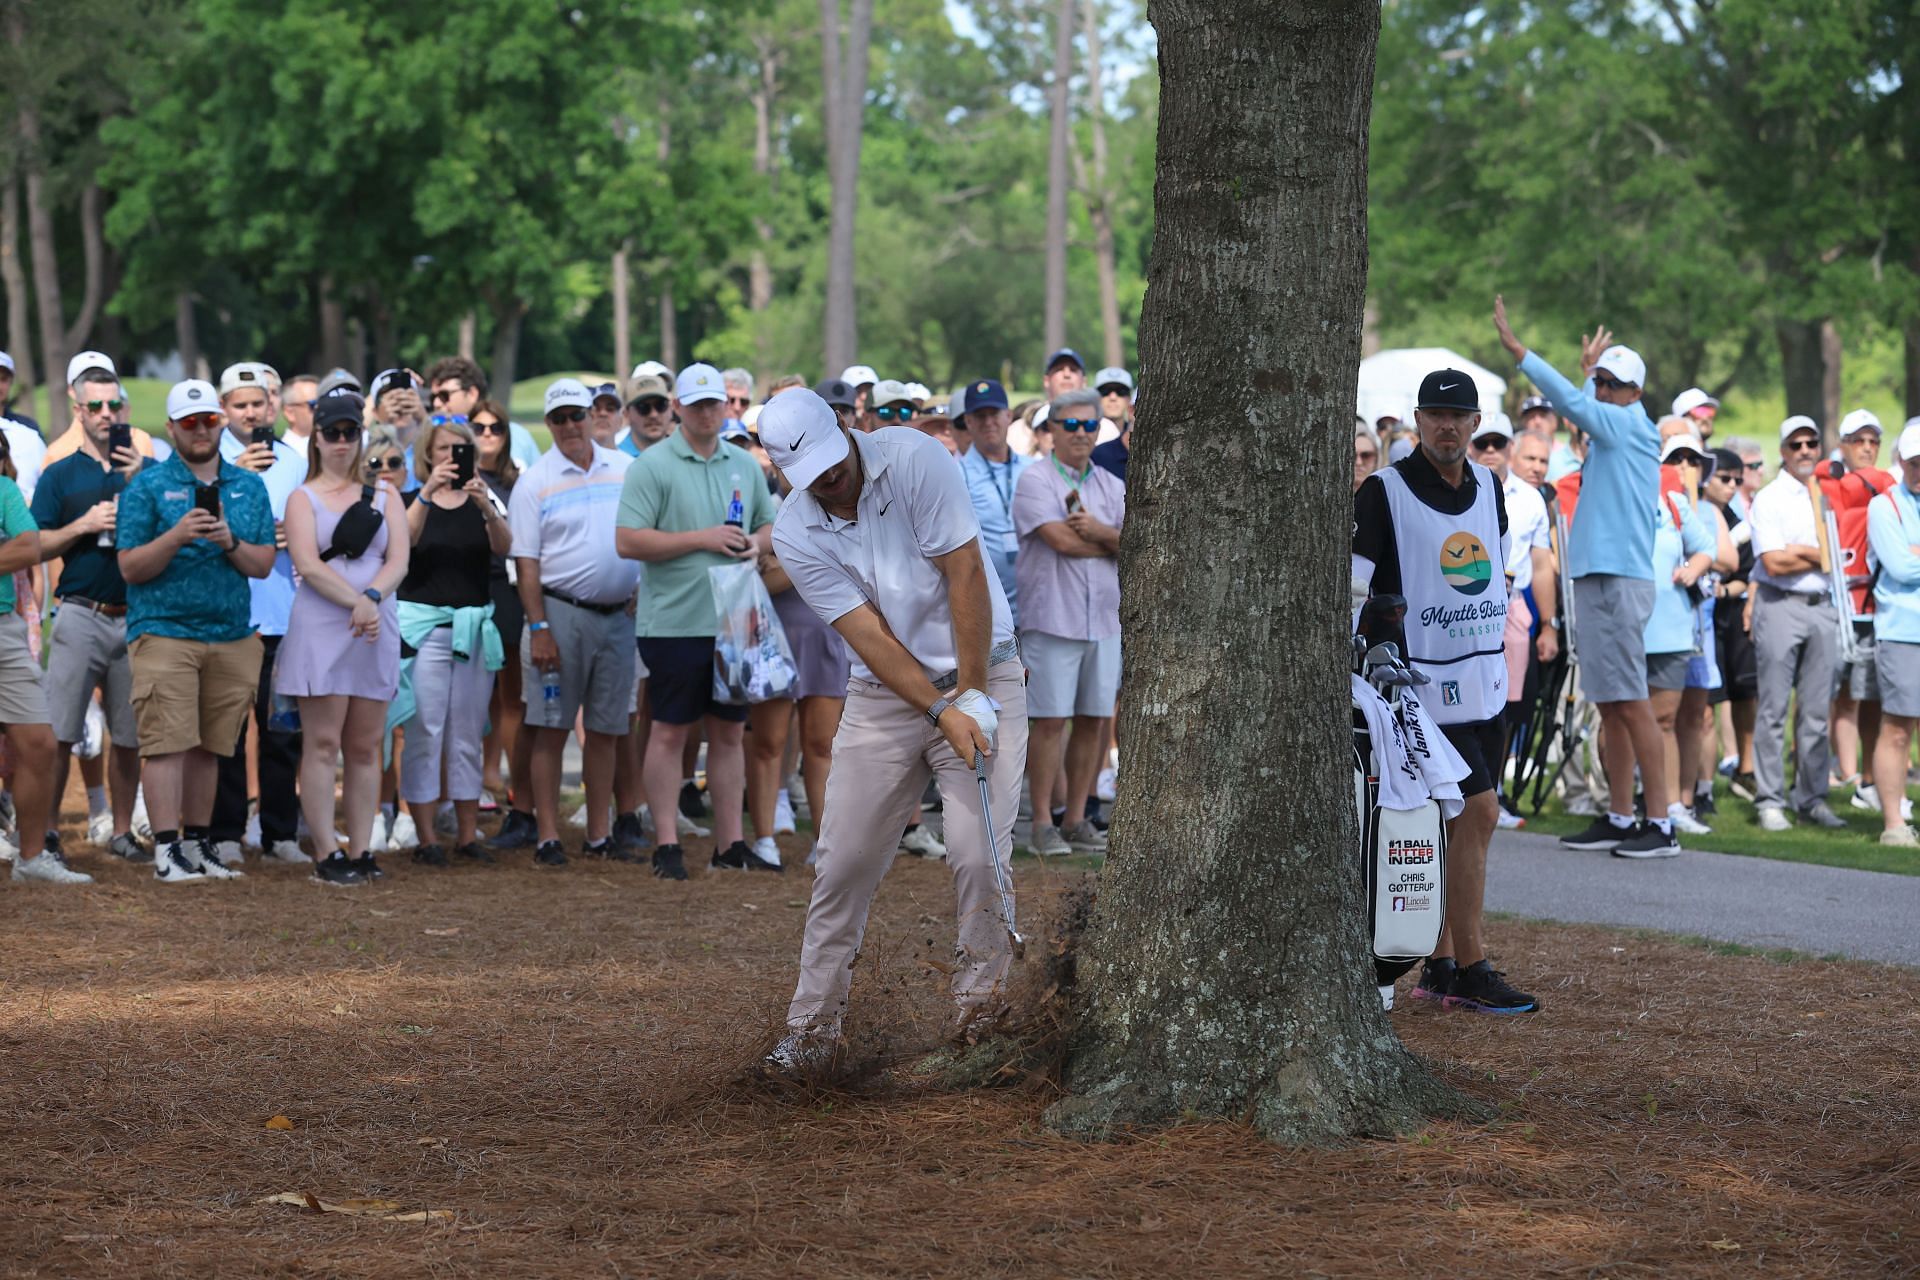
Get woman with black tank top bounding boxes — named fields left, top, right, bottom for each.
left=469, top=399, right=534, bottom=846
left=395, top=417, right=511, bottom=865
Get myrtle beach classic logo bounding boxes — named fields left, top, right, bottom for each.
left=1439, top=531, right=1492, bottom=596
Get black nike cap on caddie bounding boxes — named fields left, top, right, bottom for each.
left=1416, top=368, right=1480, bottom=412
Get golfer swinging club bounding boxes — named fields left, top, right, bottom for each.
left=756, top=388, right=1027, bottom=1070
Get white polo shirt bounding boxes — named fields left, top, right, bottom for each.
left=774, top=426, right=1015, bottom=683
left=1502, top=472, right=1551, bottom=592
left=508, top=442, right=639, bottom=606
left=2, top=419, right=46, bottom=500
left=1749, top=469, right=1829, bottom=596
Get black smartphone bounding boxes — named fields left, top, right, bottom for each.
left=108, top=423, right=133, bottom=460
left=194, top=484, right=221, bottom=517
left=451, top=442, right=476, bottom=486
left=251, top=425, right=275, bottom=448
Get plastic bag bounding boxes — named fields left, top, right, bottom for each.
left=709, top=562, right=798, bottom=704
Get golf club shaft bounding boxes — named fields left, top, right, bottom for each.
left=973, top=752, right=1023, bottom=945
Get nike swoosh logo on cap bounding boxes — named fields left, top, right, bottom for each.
left=1438, top=382, right=1460, bottom=391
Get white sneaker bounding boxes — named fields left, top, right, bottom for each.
left=1096, top=767, right=1117, bottom=803
left=1379, top=983, right=1396, bottom=1012
left=1852, top=784, right=1915, bottom=820
left=131, top=792, right=152, bottom=839
left=1495, top=808, right=1525, bottom=830
left=215, top=839, right=245, bottom=867
left=263, top=839, right=311, bottom=865
left=765, top=1028, right=840, bottom=1074
left=12, top=850, right=93, bottom=884
left=434, top=803, right=457, bottom=837
left=86, top=810, right=113, bottom=846
left=1564, top=793, right=1600, bottom=817
left=154, top=842, right=208, bottom=884
left=638, top=805, right=656, bottom=841
left=1878, top=824, right=1920, bottom=848
left=1757, top=806, right=1792, bottom=833
left=751, top=835, right=783, bottom=869
left=1030, top=824, right=1072, bottom=857
left=899, top=825, right=947, bottom=859
left=368, top=811, right=390, bottom=852
left=774, top=789, right=797, bottom=834
left=677, top=811, right=710, bottom=838
left=243, top=812, right=262, bottom=850
left=0, top=831, right=14, bottom=862
left=1064, top=819, right=1108, bottom=852
left=194, top=840, right=244, bottom=879
left=389, top=812, right=417, bottom=850
left=1667, top=802, right=1712, bottom=835
left=569, top=803, right=591, bottom=828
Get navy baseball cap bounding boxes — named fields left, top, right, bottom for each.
left=591, top=381, right=621, bottom=405
left=812, top=378, right=857, bottom=411
left=1045, top=347, right=1084, bottom=373
left=962, top=379, right=1009, bottom=414
left=1415, top=369, right=1480, bottom=412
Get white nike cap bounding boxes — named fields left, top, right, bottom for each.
left=759, top=389, right=849, bottom=491
left=66, top=350, right=116, bottom=386
left=1593, top=345, right=1646, bottom=387
left=1839, top=408, right=1883, bottom=439
left=1779, top=414, right=1819, bottom=443
left=1671, top=387, right=1718, bottom=417
left=1898, top=424, right=1920, bottom=462
left=839, top=364, right=878, bottom=388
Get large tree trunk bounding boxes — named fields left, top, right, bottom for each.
left=1819, top=319, right=1842, bottom=448
left=1079, top=0, right=1123, bottom=370
left=1777, top=317, right=1837, bottom=449
left=819, top=0, right=872, bottom=374
left=749, top=36, right=779, bottom=380
left=653, top=105, right=679, bottom=373
left=612, top=242, right=631, bottom=381
left=1047, top=0, right=1455, bottom=1145
left=317, top=274, right=348, bottom=374
left=21, top=102, right=67, bottom=394
left=1042, top=0, right=1074, bottom=358
left=488, top=299, right=526, bottom=405
left=1904, top=317, right=1920, bottom=420
left=457, top=309, right=477, bottom=362
left=61, top=181, right=104, bottom=354
left=174, top=290, right=203, bottom=382
left=1, top=172, right=35, bottom=397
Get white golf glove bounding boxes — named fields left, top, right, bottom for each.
left=953, top=688, right=1000, bottom=754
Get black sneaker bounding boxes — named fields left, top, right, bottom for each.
left=1694, top=790, right=1718, bottom=817
left=1411, top=957, right=1456, bottom=1003
left=712, top=840, right=753, bottom=871
left=352, top=853, right=385, bottom=880
left=534, top=840, right=568, bottom=866
left=1560, top=816, right=1632, bottom=851
left=1612, top=821, right=1680, bottom=859
left=611, top=811, right=647, bottom=852
left=453, top=841, right=495, bottom=864
left=314, top=853, right=366, bottom=887
left=486, top=809, right=537, bottom=850
left=1729, top=771, right=1758, bottom=802
left=108, top=832, right=153, bottom=863
left=652, top=843, right=688, bottom=880
left=1445, top=960, right=1538, bottom=1014
left=412, top=844, right=449, bottom=867
left=679, top=780, right=707, bottom=820
left=583, top=837, right=636, bottom=863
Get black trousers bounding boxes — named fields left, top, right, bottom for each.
left=210, top=633, right=301, bottom=842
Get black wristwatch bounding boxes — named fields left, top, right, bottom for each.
left=363, top=588, right=383, bottom=605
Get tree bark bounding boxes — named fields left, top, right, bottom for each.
left=1819, top=318, right=1842, bottom=449
left=317, top=274, right=347, bottom=374
left=653, top=105, right=679, bottom=373
left=21, top=101, right=67, bottom=394
left=1079, top=0, right=1123, bottom=370
left=174, top=290, right=202, bottom=383
left=1043, top=0, right=1075, bottom=358
left=457, top=309, right=477, bottom=362
left=1905, top=317, right=1920, bottom=421
left=61, top=181, right=104, bottom=354
left=1047, top=0, right=1457, bottom=1145
left=749, top=36, right=779, bottom=379
left=820, top=0, right=873, bottom=374
left=488, top=298, right=526, bottom=404
left=1777, top=317, right=1835, bottom=447
left=1, top=172, right=35, bottom=396
left=612, top=242, right=631, bottom=381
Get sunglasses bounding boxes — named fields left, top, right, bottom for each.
left=430, top=388, right=463, bottom=404
left=1053, top=418, right=1099, bottom=433
left=874, top=405, right=917, bottom=422
left=317, top=425, right=359, bottom=443
left=471, top=419, right=506, bottom=436
left=430, top=414, right=469, bottom=427
left=85, top=399, right=126, bottom=413
left=173, top=414, right=222, bottom=432
left=366, top=455, right=407, bottom=471
left=1356, top=449, right=1378, bottom=462
left=1471, top=436, right=1510, bottom=450
left=1783, top=438, right=1821, bottom=453
left=1097, top=385, right=1130, bottom=398
left=1745, top=461, right=1766, bottom=471
left=547, top=408, right=587, bottom=424
left=1592, top=373, right=1636, bottom=392
left=727, top=396, right=752, bottom=409
left=629, top=397, right=669, bottom=415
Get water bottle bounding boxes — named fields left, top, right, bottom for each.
left=269, top=691, right=301, bottom=733
left=725, top=486, right=744, bottom=529
left=542, top=669, right=562, bottom=709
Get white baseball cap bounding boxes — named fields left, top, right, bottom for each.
left=218, top=361, right=276, bottom=399
left=66, top=350, right=116, bottom=386
left=630, top=360, right=671, bottom=381
left=1779, top=414, right=1819, bottom=443
left=1898, top=425, right=1920, bottom=462
left=839, top=364, right=878, bottom=388
left=1473, top=412, right=1514, bottom=442
left=1671, top=387, right=1718, bottom=417
left=1660, top=432, right=1711, bottom=466
left=1093, top=366, right=1134, bottom=393
left=1593, top=345, right=1646, bottom=387
left=0, top=351, right=13, bottom=374
left=675, top=362, right=726, bottom=405
left=759, top=389, right=849, bottom=490
left=544, top=377, right=593, bottom=413
left=1839, top=408, right=1883, bottom=439
left=871, top=378, right=914, bottom=408
left=903, top=381, right=931, bottom=404
left=165, top=378, right=220, bottom=421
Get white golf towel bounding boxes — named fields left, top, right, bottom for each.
left=1352, top=674, right=1470, bottom=821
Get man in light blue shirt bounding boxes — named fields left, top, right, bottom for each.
left=1494, top=296, right=1679, bottom=858
left=1865, top=421, right=1920, bottom=847
left=208, top=362, right=309, bottom=862
left=955, top=379, right=1030, bottom=626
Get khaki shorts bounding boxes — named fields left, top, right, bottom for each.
left=128, top=632, right=264, bottom=758
left=0, top=611, right=50, bottom=726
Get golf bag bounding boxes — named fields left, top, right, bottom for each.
left=1351, top=596, right=1464, bottom=1001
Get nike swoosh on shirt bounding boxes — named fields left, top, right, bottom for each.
left=879, top=499, right=894, bottom=515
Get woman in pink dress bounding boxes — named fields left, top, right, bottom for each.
left=277, top=393, right=409, bottom=886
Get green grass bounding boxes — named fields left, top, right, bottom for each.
left=1515, top=776, right=1920, bottom=876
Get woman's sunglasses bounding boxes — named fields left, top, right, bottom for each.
left=366, top=455, right=407, bottom=471
left=470, top=419, right=507, bottom=436
left=1053, top=417, right=1099, bottom=433
left=548, top=408, right=587, bottom=424
left=317, top=425, right=359, bottom=443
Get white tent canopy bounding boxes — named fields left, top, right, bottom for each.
left=1357, top=348, right=1508, bottom=429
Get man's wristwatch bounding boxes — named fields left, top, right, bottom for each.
left=363, top=588, right=383, bottom=605
left=926, top=694, right=957, bottom=726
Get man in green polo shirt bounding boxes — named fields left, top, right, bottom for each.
left=615, top=362, right=777, bottom=879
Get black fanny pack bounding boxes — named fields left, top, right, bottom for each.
left=320, top=485, right=382, bottom=562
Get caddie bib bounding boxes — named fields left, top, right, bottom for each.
left=1375, top=462, right=1508, bottom=724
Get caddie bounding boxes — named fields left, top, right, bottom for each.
left=755, top=389, right=1028, bottom=1070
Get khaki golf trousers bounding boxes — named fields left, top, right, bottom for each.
left=787, top=659, right=1028, bottom=1031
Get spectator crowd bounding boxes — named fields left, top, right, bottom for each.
left=0, top=344, right=1132, bottom=888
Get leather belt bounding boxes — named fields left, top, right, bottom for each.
left=931, top=638, right=1021, bottom=691
left=542, top=587, right=626, bottom=617
left=60, top=594, right=127, bottom=618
